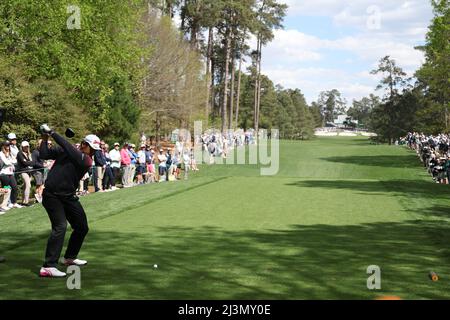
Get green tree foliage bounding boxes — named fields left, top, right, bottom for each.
left=364, top=1, right=449, bottom=140
left=316, top=89, right=347, bottom=123
left=252, top=0, right=287, bottom=131
left=368, top=86, right=422, bottom=141
left=0, top=0, right=208, bottom=143
left=101, top=77, right=141, bottom=144
left=415, top=0, right=450, bottom=132
left=0, top=0, right=315, bottom=143
left=310, top=102, right=324, bottom=128
left=0, top=56, right=88, bottom=142
left=237, top=72, right=315, bottom=138
left=369, top=56, right=411, bottom=143
left=139, top=14, right=206, bottom=139
left=0, top=0, right=146, bottom=140
left=347, top=94, right=380, bottom=127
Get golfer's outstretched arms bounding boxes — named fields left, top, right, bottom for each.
left=50, top=132, right=91, bottom=170
left=39, top=136, right=62, bottom=160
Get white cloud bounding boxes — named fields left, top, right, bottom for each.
left=249, top=30, right=326, bottom=63
left=330, top=35, right=425, bottom=68
left=284, top=0, right=348, bottom=16
left=262, top=28, right=425, bottom=70
left=255, top=0, right=432, bottom=104
left=331, top=1, right=433, bottom=43
left=265, top=66, right=378, bottom=103
left=261, top=29, right=425, bottom=102
left=285, top=0, right=432, bottom=21
left=284, top=0, right=433, bottom=44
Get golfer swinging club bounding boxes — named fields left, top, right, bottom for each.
left=39, top=124, right=101, bottom=278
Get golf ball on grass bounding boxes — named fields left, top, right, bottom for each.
left=154, top=264, right=158, bottom=269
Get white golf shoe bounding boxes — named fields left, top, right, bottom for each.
left=60, top=258, right=88, bottom=266
left=39, top=267, right=67, bottom=278
left=35, top=193, right=43, bottom=203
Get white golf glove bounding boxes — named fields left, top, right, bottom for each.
left=40, top=124, right=53, bottom=134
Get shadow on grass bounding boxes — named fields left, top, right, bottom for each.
left=420, top=205, right=450, bottom=220
left=288, top=179, right=450, bottom=201
left=321, top=155, right=420, bottom=168
left=1, top=219, right=449, bottom=300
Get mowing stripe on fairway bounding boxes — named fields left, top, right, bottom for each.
left=2, top=176, right=228, bottom=253
left=91, top=176, right=229, bottom=224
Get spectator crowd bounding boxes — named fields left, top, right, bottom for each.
left=399, top=132, right=450, bottom=184
left=0, top=128, right=259, bottom=215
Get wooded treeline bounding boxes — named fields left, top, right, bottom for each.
left=0, top=0, right=318, bottom=142
left=1, top=0, right=447, bottom=144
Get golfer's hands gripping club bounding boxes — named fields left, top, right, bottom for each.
left=40, top=124, right=54, bottom=140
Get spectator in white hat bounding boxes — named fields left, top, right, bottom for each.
left=157, top=149, right=167, bottom=181
left=7, top=133, right=19, bottom=159
left=128, top=144, right=138, bottom=186
left=0, top=141, right=22, bottom=209
left=109, top=143, right=121, bottom=189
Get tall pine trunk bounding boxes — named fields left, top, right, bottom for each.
left=167, top=1, right=173, bottom=18
left=190, top=1, right=201, bottom=49
left=256, top=39, right=263, bottom=132
left=205, top=27, right=213, bottom=126
left=254, top=36, right=261, bottom=131
left=229, top=48, right=236, bottom=130
left=445, top=106, right=449, bottom=131
left=211, top=52, right=216, bottom=121
left=235, top=36, right=245, bottom=129
left=190, top=26, right=198, bottom=48
left=155, top=112, right=161, bottom=143
left=222, top=28, right=231, bottom=133
left=180, top=0, right=186, bottom=31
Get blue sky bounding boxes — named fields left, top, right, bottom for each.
left=260, top=0, right=434, bottom=104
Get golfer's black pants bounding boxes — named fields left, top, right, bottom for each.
left=0, top=175, right=18, bottom=204
left=42, top=190, right=89, bottom=267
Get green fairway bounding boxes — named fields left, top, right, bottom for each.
left=1, top=137, right=449, bottom=299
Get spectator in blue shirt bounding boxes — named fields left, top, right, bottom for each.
left=128, top=144, right=138, bottom=186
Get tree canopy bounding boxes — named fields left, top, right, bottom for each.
left=1, top=0, right=447, bottom=144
